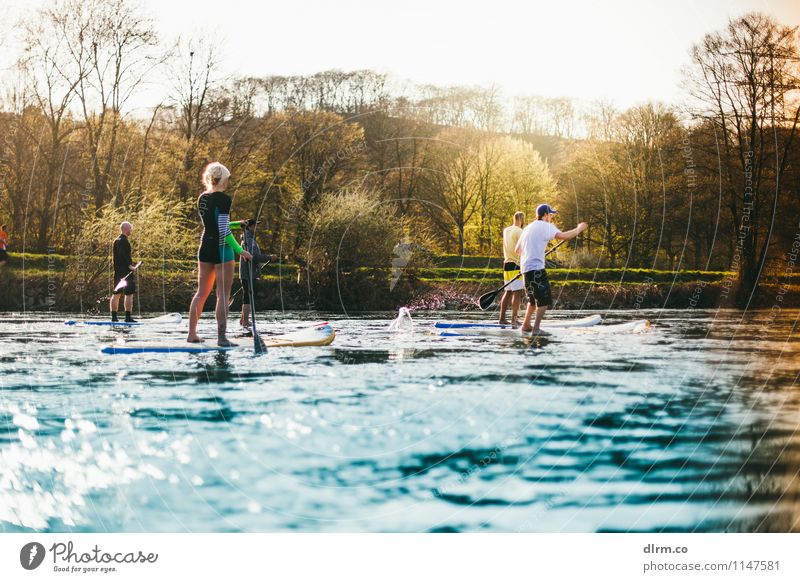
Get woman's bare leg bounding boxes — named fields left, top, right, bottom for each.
left=187, top=262, right=216, bottom=342
left=215, top=261, right=236, bottom=346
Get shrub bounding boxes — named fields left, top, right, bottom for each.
left=302, top=188, right=414, bottom=308
left=64, top=195, right=197, bottom=303
left=563, top=248, right=609, bottom=268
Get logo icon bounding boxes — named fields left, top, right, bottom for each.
left=20, top=542, right=46, bottom=570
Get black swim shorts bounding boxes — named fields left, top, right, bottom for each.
left=523, top=269, right=552, bottom=308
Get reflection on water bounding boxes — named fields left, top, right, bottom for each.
left=0, top=309, right=798, bottom=532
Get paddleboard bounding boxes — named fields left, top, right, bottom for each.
left=65, top=313, right=182, bottom=327
left=100, top=322, right=335, bottom=354
left=434, top=314, right=602, bottom=336
left=438, top=317, right=650, bottom=337
left=574, top=319, right=650, bottom=334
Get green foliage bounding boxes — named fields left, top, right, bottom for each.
left=420, top=129, right=557, bottom=255
left=562, top=248, right=609, bottom=268
left=300, top=189, right=425, bottom=308
left=64, top=195, right=197, bottom=301
left=415, top=267, right=733, bottom=284
left=2, top=0, right=798, bottom=308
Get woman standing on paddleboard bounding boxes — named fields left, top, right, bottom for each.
left=187, top=162, right=252, bottom=346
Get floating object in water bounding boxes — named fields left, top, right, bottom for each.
left=388, top=307, right=415, bottom=333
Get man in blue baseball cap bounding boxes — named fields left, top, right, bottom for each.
left=515, top=204, right=587, bottom=335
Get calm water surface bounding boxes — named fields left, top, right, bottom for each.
left=1, top=309, right=798, bottom=532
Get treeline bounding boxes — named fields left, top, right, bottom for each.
left=0, top=1, right=798, bottom=306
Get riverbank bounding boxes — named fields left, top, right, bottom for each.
left=407, top=281, right=800, bottom=310
left=1, top=252, right=798, bottom=312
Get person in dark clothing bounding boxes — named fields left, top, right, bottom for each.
left=110, top=221, right=138, bottom=322
left=233, top=219, right=276, bottom=330
left=187, top=162, right=252, bottom=345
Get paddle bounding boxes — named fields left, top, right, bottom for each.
left=247, top=258, right=266, bottom=355
left=238, top=228, right=267, bottom=355
left=477, top=239, right=568, bottom=310
left=113, top=261, right=143, bottom=292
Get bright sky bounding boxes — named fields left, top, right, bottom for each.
left=2, top=0, right=799, bottom=108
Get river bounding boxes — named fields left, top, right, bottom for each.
left=1, top=309, right=798, bottom=532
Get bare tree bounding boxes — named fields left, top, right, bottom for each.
left=361, top=113, right=435, bottom=215
left=582, top=99, right=617, bottom=141
left=17, top=4, right=87, bottom=248
left=512, top=95, right=577, bottom=137
left=687, top=12, right=800, bottom=305
left=423, top=128, right=482, bottom=255
left=54, top=0, right=163, bottom=209
left=167, top=34, right=230, bottom=198
left=511, top=95, right=545, bottom=134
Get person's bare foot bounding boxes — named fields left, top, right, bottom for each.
left=521, top=326, right=533, bottom=333
left=531, top=327, right=551, bottom=336
left=217, top=337, right=238, bottom=347
left=499, top=319, right=510, bottom=325
left=187, top=335, right=204, bottom=343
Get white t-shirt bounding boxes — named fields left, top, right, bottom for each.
left=517, top=220, right=561, bottom=272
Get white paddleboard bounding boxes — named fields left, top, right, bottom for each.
left=569, top=319, right=650, bottom=334
left=434, top=314, right=602, bottom=336
left=100, top=322, right=335, bottom=354
left=438, top=317, right=650, bottom=337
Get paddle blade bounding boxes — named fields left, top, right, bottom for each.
left=113, top=279, right=128, bottom=293
left=253, top=332, right=266, bottom=354
left=478, top=289, right=499, bottom=310
left=247, top=275, right=266, bottom=355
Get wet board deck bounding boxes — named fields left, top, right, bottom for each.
left=438, top=318, right=650, bottom=337
left=100, top=323, right=335, bottom=354
left=433, top=314, right=602, bottom=336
